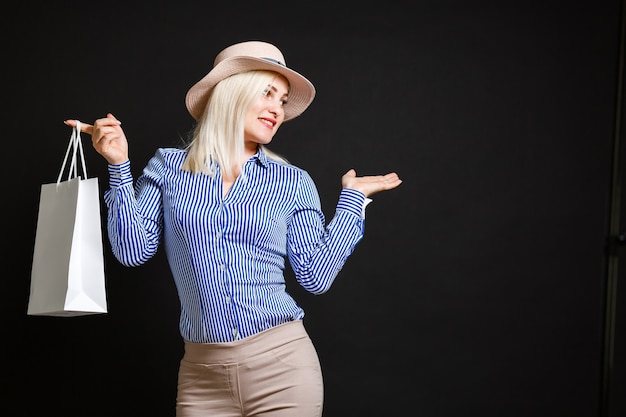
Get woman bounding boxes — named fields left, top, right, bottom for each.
left=66, top=40, right=402, bottom=417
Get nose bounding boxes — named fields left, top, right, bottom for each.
left=267, top=98, right=283, bottom=116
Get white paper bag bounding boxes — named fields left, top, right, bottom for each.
left=28, top=122, right=108, bottom=316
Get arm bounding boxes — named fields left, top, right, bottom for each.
left=64, top=113, right=161, bottom=266
left=287, top=171, right=398, bottom=295
left=287, top=168, right=402, bottom=294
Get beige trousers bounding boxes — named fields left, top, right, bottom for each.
left=176, top=320, right=324, bottom=417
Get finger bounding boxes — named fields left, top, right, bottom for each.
left=383, top=172, right=401, bottom=182
left=94, top=113, right=122, bottom=128
left=92, top=126, right=123, bottom=146
left=105, top=112, right=122, bottom=125
left=63, top=119, right=94, bottom=135
left=371, top=172, right=399, bottom=182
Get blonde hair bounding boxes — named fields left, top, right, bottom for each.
left=182, top=70, right=289, bottom=178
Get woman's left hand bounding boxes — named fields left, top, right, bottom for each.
left=341, top=169, right=402, bottom=198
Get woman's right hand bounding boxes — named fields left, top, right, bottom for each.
left=64, top=113, right=129, bottom=165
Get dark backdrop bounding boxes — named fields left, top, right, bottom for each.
left=3, top=1, right=625, bottom=416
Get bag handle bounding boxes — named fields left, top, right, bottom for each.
left=57, top=121, right=88, bottom=185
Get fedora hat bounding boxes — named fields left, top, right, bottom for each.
left=185, top=41, right=316, bottom=121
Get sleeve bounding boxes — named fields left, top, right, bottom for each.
left=103, top=151, right=165, bottom=267
left=286, top=170, right=366, bottom=295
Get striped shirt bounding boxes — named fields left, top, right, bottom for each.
left=104, top=147, right=367, bottom=343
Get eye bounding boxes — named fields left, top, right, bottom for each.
left=261, top=84, right=288, bottom=107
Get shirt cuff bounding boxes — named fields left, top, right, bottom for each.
left=107, top=160, right=133, bottom=188
left=362, top=198, right=373, bottom=218
left=337, top=188, right=367, bottom=219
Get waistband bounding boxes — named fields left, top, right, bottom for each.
left=182, top=320, right=308, bottom=364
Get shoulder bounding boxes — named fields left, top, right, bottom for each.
left=155, top=147, right=187, bottom=161
left=143, top=148, right=187, bottom=176
left=264, top=159, right=316, bottom=184
left=149, top=148, right=187, bottom=167
left=262, top=156, right=308, bottom=176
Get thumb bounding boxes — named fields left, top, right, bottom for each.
left=106, top=113, right=121, bottom=124
left=342, top=169, right=357, bottom=189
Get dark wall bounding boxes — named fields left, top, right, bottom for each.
left=4, top=1, right=624, bottom=416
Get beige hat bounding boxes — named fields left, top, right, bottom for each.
left=185, top=41, right=316, bottom=121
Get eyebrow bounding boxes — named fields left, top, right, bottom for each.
left=266, top=84, right=289, bottom=97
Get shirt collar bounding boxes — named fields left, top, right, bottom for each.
left=254, top=147, right=270, bottom=168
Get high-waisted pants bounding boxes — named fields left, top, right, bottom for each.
left=176, top=320, right=324, bottom=417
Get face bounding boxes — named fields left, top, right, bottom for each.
left=243, top=74, right=289, bottom=151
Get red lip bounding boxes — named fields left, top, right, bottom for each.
left=259, top=117, right=276, bottom=128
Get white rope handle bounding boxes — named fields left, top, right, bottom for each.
left=57, top=121, right=88, bottom=185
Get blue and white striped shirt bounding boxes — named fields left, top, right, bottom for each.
left=104, top=147, right=367, bottom=343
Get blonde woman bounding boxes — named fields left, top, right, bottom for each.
left=66, top=41, right=402, bottom=417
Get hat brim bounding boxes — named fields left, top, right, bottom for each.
left=185, top=56, right=316, bottom=121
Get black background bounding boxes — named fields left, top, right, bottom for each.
left=4, top=1, right=625, bottom=416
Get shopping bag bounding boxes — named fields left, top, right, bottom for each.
left=28, top=122, right=108, bottom=316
